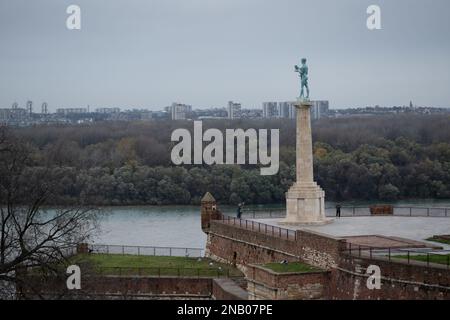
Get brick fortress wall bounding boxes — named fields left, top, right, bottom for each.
left=18, top=276, right=248, bottom=300
left=200, top=194, right=450, bottom=300
left=330, top=254, right=450, bottom=299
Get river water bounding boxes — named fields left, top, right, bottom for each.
left=92, top=200, right=450, bottom=249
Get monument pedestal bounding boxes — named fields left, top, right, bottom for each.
left=279, top=99, right=333, bottom=226
left=280, top=182, right=331, bottom=226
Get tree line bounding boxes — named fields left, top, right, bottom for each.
left=5, top=113, right=450, bottom=205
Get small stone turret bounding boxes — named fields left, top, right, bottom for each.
left=201, top=192, right=222, bottom=233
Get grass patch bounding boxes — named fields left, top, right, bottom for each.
left=426, top=236, right=450, bottom=246
left=394, top=254, right=450, bottom=265
left=261, top=262, right=322, bottom=273
left=70, top=254, right=242, bottom=277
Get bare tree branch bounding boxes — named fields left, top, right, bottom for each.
left=0, top=130, right=97, bottom=299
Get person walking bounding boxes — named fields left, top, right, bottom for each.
left=237, top=203, right=243, bottom=219
left=336, top=203, right=342, bottom=218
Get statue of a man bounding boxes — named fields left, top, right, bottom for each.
left=295, top=58, right=309, bottom=100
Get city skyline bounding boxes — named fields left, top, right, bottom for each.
left=0, top=98, right=441, bottom=113
left=1, top=0, right=450, bottom=111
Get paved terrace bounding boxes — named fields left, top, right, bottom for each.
left=250, top=216, right=450, bottom=250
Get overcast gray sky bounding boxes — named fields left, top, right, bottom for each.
left=0, top=0, right=449, bottom=111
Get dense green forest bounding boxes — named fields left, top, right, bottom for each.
left=3, top=114, right=450, bottom=205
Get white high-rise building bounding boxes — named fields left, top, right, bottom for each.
left=262, top=102, right=278, bottom=118
left=311, top=101, right=329, bottom=120
left=170, top=103, right=191, bottom=120
left=278, top=101, right=296, bottom=119
left=227, top=101, right=241, bottom=119
left=289, top=103, right=297, bottom=119
left=285, top=100, right=329, bottom=120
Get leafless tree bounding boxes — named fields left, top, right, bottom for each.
left=0, top=126, right=97, bottom=299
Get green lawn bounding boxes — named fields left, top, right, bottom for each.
left=261, top=262, right=322, bottom=273
left=70, top=254, right=243, bottom=277
left=426, top=236, right=450, bottom=246
left=395, top=254, right=450, bottom=265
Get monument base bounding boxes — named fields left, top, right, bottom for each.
left=279, top=182, right=333, bottom=226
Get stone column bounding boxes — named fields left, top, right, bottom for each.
left=280, top=100, right=331, bottom=226
left=296, top=102, right=314, bottom=183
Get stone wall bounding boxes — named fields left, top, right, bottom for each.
left=212, top=279, right=248, bottom=300
left=84, top=276, right=213, bottom=298
left=206, top=220, right=345, bottom=270
left=19, top=275, right=254, bottom=300
left=18, top=276, right=213, bottom=299
left=206, top=224, right=300, bottom=270
left=330, top=255, right=450, bottom=300
left=246, top=264, right=330, bottom=300
left=204, top=219, right=450, bottom=300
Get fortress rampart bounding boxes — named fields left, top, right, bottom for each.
left=201, top=195, right=450, bottom=300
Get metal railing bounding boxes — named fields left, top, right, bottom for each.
left=91, top=266, right=235, bottom=278
left=388, top=206, right=450, bottom=217
left=342, top=243, right=450, bottom=269
left=219, top=215, right=297, bottom=241
left=88, top=244, right=204, bottom=258
left=241, top=206, right=450, bottom=218
left=241, top=209, right=285, bottom=218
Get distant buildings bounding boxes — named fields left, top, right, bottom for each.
left=227, top=101, right=241, bottom=119
left=169, top=103, right=191, bottom=120
left=152, top=110, right=170, bottom=121
left=2, top=98, right=446, bottom=127
left=140, top=110, right=153, bottom=120
left=311, top=101, right=329, bottom=120
left=95, top=107, right=120, bottom=114
left=113, top=109, right=154, bottom=121
left=0, top=107, right=29, bottom=125
left=41, top=102, right=48, bottom=114
left=289, top=103, right=297, bottom=119
left=277, top=102, right=292, bottom=119
left=331, top=104, right=445, bottom=117
left=194, top=107, right=227, bottom=119
left=240, top=108, right=263, bottom=119
left=263, top=100, right=329, bottom=120
left=262, top=102, right=278, bottom=118
left=26, top=101, right=33, bottom=116
left=56, top=108, right=88, bottom=115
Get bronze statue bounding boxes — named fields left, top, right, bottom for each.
left=295, top=58, right=309, bottom=100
